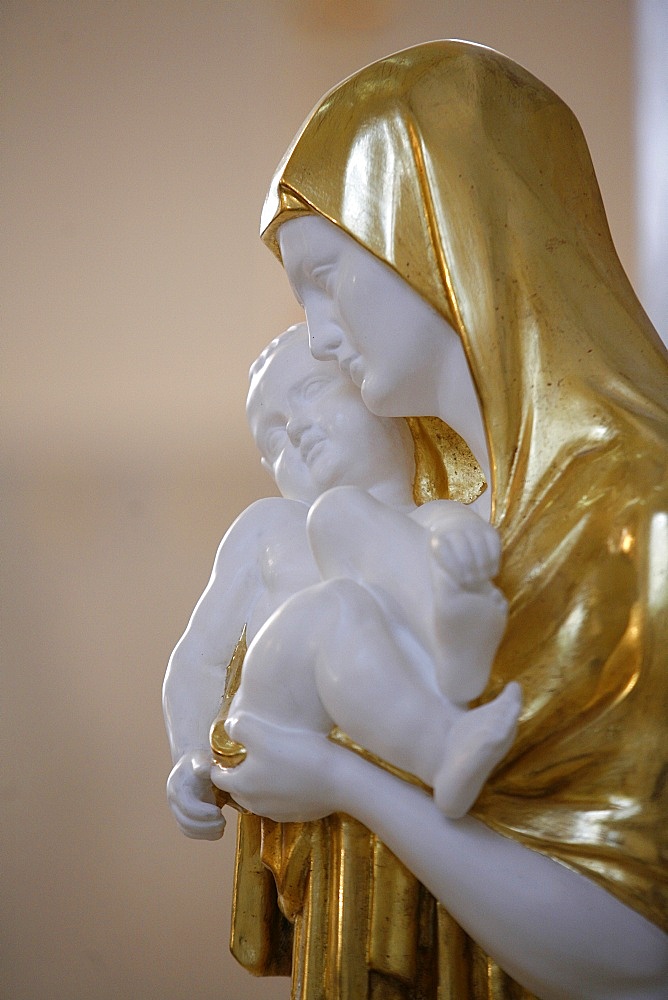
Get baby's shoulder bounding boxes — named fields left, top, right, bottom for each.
left=227, top=496, right=308, bottom=539
left=233, top=499, right=316, bottom=599
left=212, top=497, right=308, bottom=569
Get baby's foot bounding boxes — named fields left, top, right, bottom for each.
left=432, top=682, right=522, bottom=818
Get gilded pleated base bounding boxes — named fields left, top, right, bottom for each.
left=230, top=813, right=535, bottom=1000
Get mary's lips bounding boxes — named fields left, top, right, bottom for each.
left=341, top=355, right=363, bottom=386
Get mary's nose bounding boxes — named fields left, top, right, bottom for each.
left=307, top=319, right=341, bottom=361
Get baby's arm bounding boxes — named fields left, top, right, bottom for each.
left=411, top=500, right=508, bottom=705
left=163, top=498, right=303, bottom=839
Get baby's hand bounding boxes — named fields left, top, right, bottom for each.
left=166, top=749, right=226, bottom=841
left=430, top=516, right=501, bottom=592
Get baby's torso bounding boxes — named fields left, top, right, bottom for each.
left=246, top=501, right=319, bottom=642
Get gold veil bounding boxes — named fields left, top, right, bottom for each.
left=231, top=41, right=666, bottom=1000
left=260, top=40, right=667, bottom=932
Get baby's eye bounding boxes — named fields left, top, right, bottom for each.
left=300, top=377, right=329, bottom=400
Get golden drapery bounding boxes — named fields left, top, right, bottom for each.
left=229, top=40, right=667, bottom=998
left=232, top=812, right=535, bottom=1000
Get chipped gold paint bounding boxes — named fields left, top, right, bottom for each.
left=210, top=627, right=248, bottom=813
left=210, top=626, right=247, bottom=768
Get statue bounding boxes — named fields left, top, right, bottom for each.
left=166, top=41, right=668, bottom=1000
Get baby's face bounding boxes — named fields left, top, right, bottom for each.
left=248, top=336, right=410, bottom=503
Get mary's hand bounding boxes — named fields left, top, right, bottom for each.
left=167, top=749, right=226, bottom=840
left=210, top=711, right=342, bottom=822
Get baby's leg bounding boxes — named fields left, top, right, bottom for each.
left=432, top=681, right=522, bottom=818
left=230, top=584, right=339, bottom=735
left=311, top=578, right=460, bottom=786
left=231, top=576, right=514, bottom=805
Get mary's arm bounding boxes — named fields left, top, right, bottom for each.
left=214, top=713, right=668, bottom=1000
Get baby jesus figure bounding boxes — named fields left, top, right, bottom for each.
left=164, top=324, right=520, bottom=837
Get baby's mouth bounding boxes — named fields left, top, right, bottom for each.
left=301, top=434, right=326, bottom=464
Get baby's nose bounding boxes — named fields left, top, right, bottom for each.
left=286, top=413, right=307, bottom=445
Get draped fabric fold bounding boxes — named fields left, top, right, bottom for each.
left=231, top=812, right=536, bottom=999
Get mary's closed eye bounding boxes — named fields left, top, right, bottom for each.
left=311, top=263, right=337, bottom=294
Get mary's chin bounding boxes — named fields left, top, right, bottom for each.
left=362, top=381, right=408, bottom=422
left=359, top=378, right=386, bottom=418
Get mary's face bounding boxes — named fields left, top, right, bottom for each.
left=279, top=215, right=458, bottom=418
left=247, top=335, right=412, bottom=504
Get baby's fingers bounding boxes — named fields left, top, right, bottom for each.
left=437, top=530, right=497, bottom=590
left=170, top=796, right=226, bottom=841
left=166, top=767, right=226, bottom=840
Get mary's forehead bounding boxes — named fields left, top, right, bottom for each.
left=280, top=214, right=356, bottom=266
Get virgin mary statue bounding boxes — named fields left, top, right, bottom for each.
left=226, top=41, right=667, bottom=1000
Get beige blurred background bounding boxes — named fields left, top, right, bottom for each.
left=2, top=3, right=664, bottom=999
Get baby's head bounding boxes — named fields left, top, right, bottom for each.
left=247, top=324, right=414, bottom=505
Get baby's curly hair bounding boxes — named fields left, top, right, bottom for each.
left=248, top=322, right=308, bottom=381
